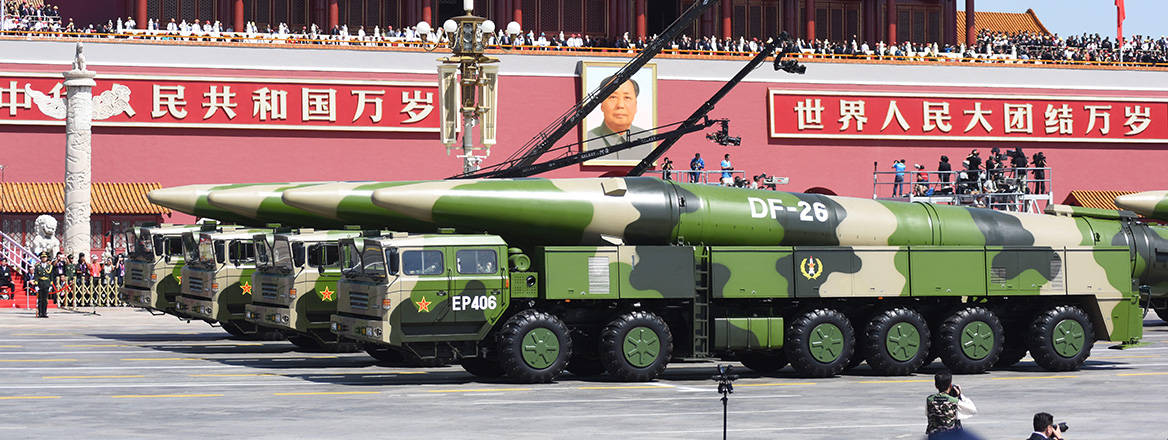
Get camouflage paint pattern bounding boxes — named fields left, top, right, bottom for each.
left=119, top=224, right=202, bottom=316
left=331, top=234, right=509, bottom=346
left=175, top=229, right=268, bottom=323
left=245, top=230, right=363, bottom=334
left=204, top=182, right=350, bottom=228
left=1115, top=190, right=1168, bottom=222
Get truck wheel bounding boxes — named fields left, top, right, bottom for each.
left=936, top=307, right=1003, bottom=374
left=785, top=308, right=855, bottom=378
left=599, top=311, right=673, bottom=382
left=497, top=310, right=572, bottom=383
left=739, top=351, right=787, bottom=375
left=864, top=308, right=931, bottom=376
left=460, top=357, right=505, bottom=378
left=1027, top=305, right=1094, bottom=371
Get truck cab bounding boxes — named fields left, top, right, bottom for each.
left=119, top=224, right=206, bottom=318
left=175, top=227, right=271, bottom=337
left=245, top=229, right=363, bottom=350
left=330, top=234, right=511, bottom=362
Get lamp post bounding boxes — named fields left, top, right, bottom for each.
left=420, top=1, right=520, bottom=174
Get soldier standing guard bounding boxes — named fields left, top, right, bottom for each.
left=34, top=252, right=54, bottom=318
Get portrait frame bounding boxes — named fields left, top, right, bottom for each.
left=579, top=61, right=658, bottom=166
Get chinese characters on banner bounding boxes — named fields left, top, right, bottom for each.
left=768, top=90, right=1168, bottom=142
left=0, top=74, right=440, bottom=132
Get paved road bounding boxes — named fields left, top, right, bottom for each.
left=1, top=308, right=1166, bottom=439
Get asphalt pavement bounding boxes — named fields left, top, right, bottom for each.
left=1, top=307, right=1166, bottom=439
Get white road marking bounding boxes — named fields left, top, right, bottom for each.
left=465, top=394, right=802, bottom=405
left=628, top=422, right=921, bottom=434
left=495, top=407, right=886, bottom=420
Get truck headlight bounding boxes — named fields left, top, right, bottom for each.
left=281, top=315, right=289, bottom=324
left=330, top=322, right=338, bottom=331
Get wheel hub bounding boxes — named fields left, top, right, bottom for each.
left=959, top=321, right=994, bottom=360
left=885, top=321, right=921, bottom=362
left=808, top=323, right=844, bottom=363
left=622, top=326, right=660, bottom=368
left=521, top=328, right=559, bottom=369
left=1052, top=318, right=1085, bottom=358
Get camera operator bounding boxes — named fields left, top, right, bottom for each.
left=1028, top=412, right=1066, bottom=440
left=926, top=370, right=977, bottom=438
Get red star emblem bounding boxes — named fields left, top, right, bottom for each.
left=319, top=286, right=335, bottom=302
left=241, top=281, right=252, bottom=295
left=175, top=275, right=182, bottom=285
left=415, top=296, right=431, bottom=313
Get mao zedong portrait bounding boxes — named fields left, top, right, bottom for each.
left=585, top=75, right=651, bottom=158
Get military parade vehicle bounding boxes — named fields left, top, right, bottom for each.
left=174, top=227, right=273, bottom=337
left=119, top=223, right=207, bottom=318
left=245, top=229, right=365, bottom=351
left=1114, top=191, right=1168, bottom=322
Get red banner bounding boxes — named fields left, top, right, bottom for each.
left=0, top=73, right=439, bottom=132
left=768, top=90, right=1168, bottom=143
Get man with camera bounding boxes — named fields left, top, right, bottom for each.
left=1028, top=412, right=1067, bottom=440
left=926, top=370, right=977, bottom=437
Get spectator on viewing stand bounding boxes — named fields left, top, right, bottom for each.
left=1032, top=152, right=1048, bottom=194
left=689, top=153, right=704, bottom=183
left=938, top=155, right=952, bottom=186
left=720, top=154, right=733, bottom=185
left=661, top=157, right=674, bottom=181
left=75, top=252, right=89, bottom=287
left=913, top=163, right=931, bottom=196
left=891, top=159, right=907, bottom=197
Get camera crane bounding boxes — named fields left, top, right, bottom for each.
left=450, top=0, right=722, bottom=179
left=451, top=33, right=805, bottom=179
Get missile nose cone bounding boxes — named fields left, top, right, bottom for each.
left=206, top=190, right=264, bottom=217
left=1115, top=190, right=1168, bottom=219
left=147, top=184, right=219, bottom=214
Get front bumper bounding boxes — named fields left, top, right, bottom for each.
left=330, top=314, right=393, bottom=346
left=175, top=295, right=232, bottom=322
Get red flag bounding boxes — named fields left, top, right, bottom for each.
left=1116, top=0, right=1126, bottom=46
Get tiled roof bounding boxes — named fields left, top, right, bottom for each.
left=0, top=182, right=170, bottom=215
left=957, top=9, right=1050, bottom=43
left=1063, top=190, right=1136, bottom=211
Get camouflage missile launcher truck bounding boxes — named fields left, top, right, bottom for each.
left=319, top=177, right=1165, bottom=383
left=244, top=229, right=366, bottom=351
left=175, top=227, right=273, bottom=338
left=119, top=223, right=209, bottom=318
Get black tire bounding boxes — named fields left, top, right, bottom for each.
left=1027, top=305, right=1094, bottom=371
left=365, top=346, right=407, bottom=364
left=864, top=308, right=932, bottom=376
left=936, top=307, right=1004, bottom=374
left=565, top=355, right=606, bottom=377
left=221, top=320, right=249, bottom=338
left=599, top=311, right=673, bottom=382
left=739, top=351, right=788, bottom=375
left=461, top=357, right=506, bottom=378
left=497, top=310, right=572, bottom=383
left=289, top=336, right=358, bottom=353
left=785, top=308, right=855, bottom=378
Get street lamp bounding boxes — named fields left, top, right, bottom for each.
left=420, top=1, right=521, bottom=173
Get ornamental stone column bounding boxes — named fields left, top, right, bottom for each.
left=62, top=44, right=97, bottom=257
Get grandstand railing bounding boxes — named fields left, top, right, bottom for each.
left=873, top=167, right=1053, bottom=213
left=1, top=28, right=1166, bottom=69
left=57, top=280, right=126, bottom=308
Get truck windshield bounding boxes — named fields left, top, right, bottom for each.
left=340, top=241, right=361, bottom=276
left=126, top=231, right=147, bottom=257
left=199, top=237, right=217, bottom=265
left=272, top=240, right=295, bottom=272
left=361, top=246, right=387, bottom=280
left=183, top=234, right=199, bottom=263
left=255, top=239, right=272, bottom=268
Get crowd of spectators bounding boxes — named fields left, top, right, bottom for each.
left=2, top=4, right=1166, bottom=67
left=887, top=147, right=1050, bottom=209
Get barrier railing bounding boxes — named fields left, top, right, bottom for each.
left=0, top=230, right=37, bottom=267
left=0, top=27, right=1165, bottom=70
left=873, top=167, right=1052, bottom=212
left=57, top=281, right=126, bottom=308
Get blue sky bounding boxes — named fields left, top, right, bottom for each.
left=962, top=0, right=1165, bottom=38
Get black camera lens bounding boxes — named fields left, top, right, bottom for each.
left=1056, top=422, right=1069, bottom=432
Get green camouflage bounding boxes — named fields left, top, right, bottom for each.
left=1115, top=190, right=1168, bottom=222
left=118, top=224, right=204, bottom=317
left=175, top=228, right=269, bottom=326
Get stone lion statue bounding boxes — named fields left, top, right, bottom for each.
left=30, top=215, right=60, bottom=257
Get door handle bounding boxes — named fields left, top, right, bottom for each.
left=436, top=290, right=447, bottom=296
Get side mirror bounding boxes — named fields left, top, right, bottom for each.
left=317, top=265, right=325, bottom=275
left=164, top=255, right=171, bottom=263
left=233, top=259, right=240, bottom=267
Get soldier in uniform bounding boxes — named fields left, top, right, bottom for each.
left=0, top=257, right=13, bottom=299
left=34, top=252, right=53, bottom=318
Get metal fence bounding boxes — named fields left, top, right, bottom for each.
left=873, top=167, right=1053, bottom=212
left=57, top=282, right=126, bottom=308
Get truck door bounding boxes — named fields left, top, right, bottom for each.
left=450, top=247, right=506, bottom=326
left=397, top=247, right=455, bottom=326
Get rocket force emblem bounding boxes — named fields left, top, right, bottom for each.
left=800, top=256, right=824, bottom=280
left=415, top=296, right=432, bottom=313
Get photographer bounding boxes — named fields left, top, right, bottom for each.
left=1028, top=412, right=1065, bottom=440
left=925, top=370, right=977, bottom=438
